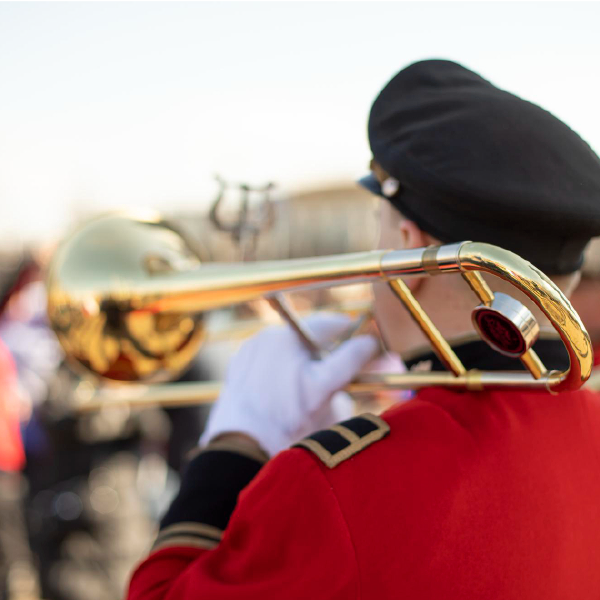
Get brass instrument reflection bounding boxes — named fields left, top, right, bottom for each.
left=48, top=212, right=207, bottom=382
left=46, top=212, right=594, bottom=412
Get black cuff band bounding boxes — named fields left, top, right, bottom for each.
left=160, top=444, right=267, bottom=531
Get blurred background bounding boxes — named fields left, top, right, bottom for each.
left=1, top=2, right=600, bottom=599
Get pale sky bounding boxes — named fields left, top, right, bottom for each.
left=1, top=2, right=599, bottom=243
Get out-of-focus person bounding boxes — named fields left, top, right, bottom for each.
left=0, top=336, right=41, bottom=600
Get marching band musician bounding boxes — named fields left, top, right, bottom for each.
left=128, top=60, right=600, bottom=599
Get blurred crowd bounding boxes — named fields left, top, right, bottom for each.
left=0, top=245, right=217, bottom=600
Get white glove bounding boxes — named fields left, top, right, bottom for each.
left=199, top=313, right=379, bottom=456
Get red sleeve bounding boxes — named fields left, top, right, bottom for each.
left=128, top=448, right=359, bottom=600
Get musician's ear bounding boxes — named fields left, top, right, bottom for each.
left=378, top=202, right=437, bottom=253
left=398, top=219, right=428, bottom=250
left=396, top=219, right=442, bottom=294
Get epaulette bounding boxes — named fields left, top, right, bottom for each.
left=293, top=413, right=390, bottom=468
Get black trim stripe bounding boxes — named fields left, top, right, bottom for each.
left=307, top=429, right=351, bottom=454
left=339, top=416, right=379, bottom=437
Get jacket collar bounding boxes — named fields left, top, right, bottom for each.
left=404, top=336, right=569, bottom=373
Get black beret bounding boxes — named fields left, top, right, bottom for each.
left=361, top=59, right=600, bottom=274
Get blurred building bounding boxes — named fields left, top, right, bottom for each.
left=174, top=183, right=379, bottom=262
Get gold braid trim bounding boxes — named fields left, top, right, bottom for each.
left=152, top=522, right=224, bottom=553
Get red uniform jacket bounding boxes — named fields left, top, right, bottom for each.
left=128, top=342, right=600, bottom=599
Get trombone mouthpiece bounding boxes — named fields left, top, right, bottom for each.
left=472, top=293, right=540, bottom=358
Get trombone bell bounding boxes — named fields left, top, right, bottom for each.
left=47, top=213, right=207, bottom=382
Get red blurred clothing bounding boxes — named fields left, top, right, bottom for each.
left=0, top=339, right=24, bottom=472
left=129, top=385, right=600, bottom=600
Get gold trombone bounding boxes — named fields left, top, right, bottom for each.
left=46, top=212, right=593, bottom=411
